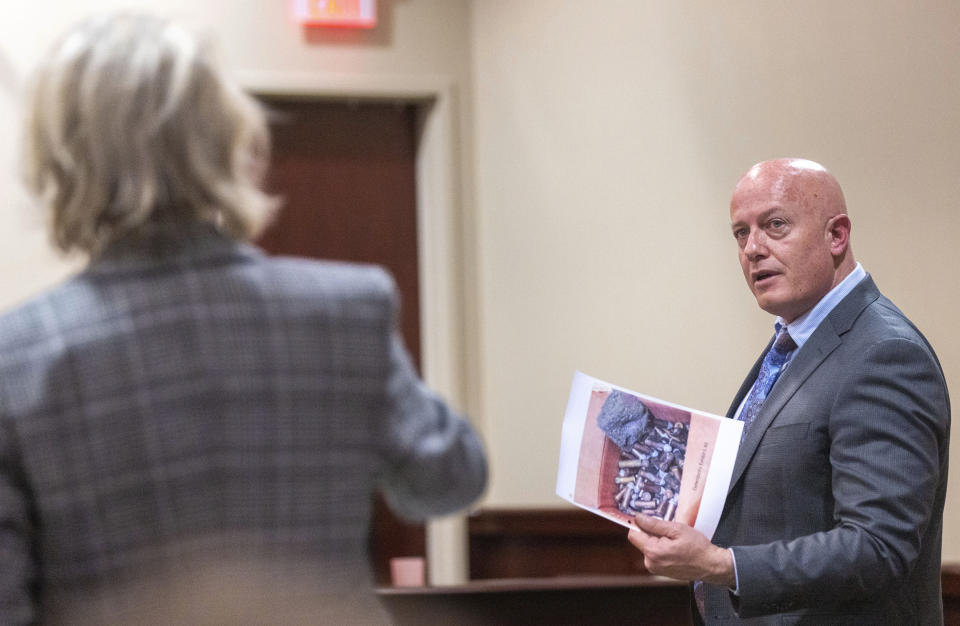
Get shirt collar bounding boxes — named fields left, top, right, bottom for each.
left=86, top=223, right=262, bottom=276
left=776, top=262, right=866, bottom=350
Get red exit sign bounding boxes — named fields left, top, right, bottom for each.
left=294, top=0, right=377, bottom=28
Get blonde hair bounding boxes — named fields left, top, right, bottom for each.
left=23, top=13, right=277, bottom=256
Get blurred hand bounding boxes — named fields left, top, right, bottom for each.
left=627, top=514, right=735, bottom=587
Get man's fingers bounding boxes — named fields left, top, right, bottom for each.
left=633, top=513, right=673, bottom=537
left=627, top=527, right=650, bottom=551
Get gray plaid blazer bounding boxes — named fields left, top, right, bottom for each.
left=0, top=227, right=486, bottom=623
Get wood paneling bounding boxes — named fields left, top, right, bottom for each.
left=379, top=576, right=691, bottom=626
left=943, top=563, right=960, bottom=625
left=469, top=508, right=646, bottom=579
left=468, top=508, right=960, bottom=624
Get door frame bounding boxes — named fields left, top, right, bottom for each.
left=238, top=70, right=472, bottom=585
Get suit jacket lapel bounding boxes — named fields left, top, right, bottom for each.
left=725, top=276, right=882, bottom=495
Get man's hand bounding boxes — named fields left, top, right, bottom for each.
left=627, top=514, right=736, bottom=587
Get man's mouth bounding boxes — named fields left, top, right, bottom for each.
left=752, top=270, right=779, bottom=287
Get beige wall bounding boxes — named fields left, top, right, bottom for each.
left=469, top=1, right=960, bottom=560
left=1, top=0, right=958, bottom=562
left=0, top=0, right=476, bottom=314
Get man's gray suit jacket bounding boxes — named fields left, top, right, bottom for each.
left=0, top=228, right=487, bottom=623
left=701, top=276, right=950, bottom=625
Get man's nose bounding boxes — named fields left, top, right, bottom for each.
left=744, top=230, right=767, bottom=259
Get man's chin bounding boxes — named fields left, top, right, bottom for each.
left=755, top=298, right=807, bottom=323
left=753, top=295, right=786, bottom=318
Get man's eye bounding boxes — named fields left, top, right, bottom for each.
left=733, top=228, right=748, bottom=240
left=769, top=219, right=786, bottom=228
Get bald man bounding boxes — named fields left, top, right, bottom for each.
left=628, top=159, right=950, bottom=624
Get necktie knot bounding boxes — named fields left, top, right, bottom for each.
left=771, top=326, right=796, bottom=356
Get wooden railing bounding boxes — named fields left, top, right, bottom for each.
left=465, top=508, right=960, bottom=620
left=374, top=508, right=960, bottom=623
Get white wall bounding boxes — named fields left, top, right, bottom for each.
left=469, top=0, right=960, bottom=560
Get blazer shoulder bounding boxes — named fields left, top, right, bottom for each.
left=256, top=256, right=399, bottom=311
left=0, top=279, right=84, bottom=353
left=832, top=278, right=931, bottom=345
left=858, top=295, right=933, bottom=344
left=840, top=292, right=946, bottom=381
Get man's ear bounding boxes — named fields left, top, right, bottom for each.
left=827, top=214, right=851, bottom=256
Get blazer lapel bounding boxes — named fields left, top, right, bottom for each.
left=725, top=342, right=770, bottom=419
left=726, top=324, right=840, bottom=493
left=725, top=276, right=883, bottom=495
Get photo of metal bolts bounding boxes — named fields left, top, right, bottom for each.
left=596, top=389, right=689, bottom=521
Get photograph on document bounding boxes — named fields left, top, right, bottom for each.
left=556, top=371, right=742, bottom=540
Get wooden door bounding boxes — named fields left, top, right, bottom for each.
left=256, top=96, right=424, bottom=584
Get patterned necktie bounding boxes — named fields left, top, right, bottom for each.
left=738, top=323, right=796, bottom=441
left=693, top=325, right=797, bottom=620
